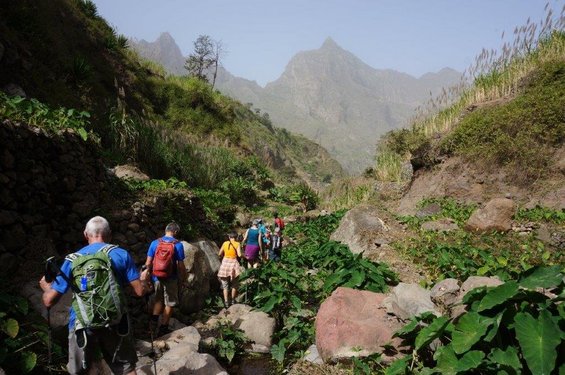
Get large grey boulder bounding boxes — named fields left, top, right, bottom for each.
left=205, top=304, right=276, bottom=350
left=137, top=326, right=227, bottom=374
left=430, top=278, right=460, bottom=308
left=330, top=205, right=388, bottom=254
left=465, top=198, right=515, bottom=233
left=383, top=283, right=440, bottom=320
left=180, top=240, right=221, bottom=313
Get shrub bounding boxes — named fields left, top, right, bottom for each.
left=388, top=266, right=565, bottom=374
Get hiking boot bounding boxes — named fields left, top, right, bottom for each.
left=157, top=325, right=172, bottom=337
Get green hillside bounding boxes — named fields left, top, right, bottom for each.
left=0, top=0, right=344, bottom=198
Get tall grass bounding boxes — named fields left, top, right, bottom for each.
left=414, top=3, right=565, bottom=136
left=321, top=177, right=375, bottom=211
left=375, top=3, right=565, bottom=180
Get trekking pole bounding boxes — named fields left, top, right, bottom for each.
left=140, top=264, right=158, bottom=375
left=43, top=257, right=58, bottom=373
left=145, top=294, right=158, bottom=375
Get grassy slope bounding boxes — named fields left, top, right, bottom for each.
left=375, top=31, right=565, bottom=187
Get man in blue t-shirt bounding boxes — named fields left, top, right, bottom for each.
left=39, top=216, right=147, bottom=375
left=142, top=222, right=187, bottom=337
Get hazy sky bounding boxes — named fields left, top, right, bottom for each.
left=93, top=0, right=559, bottom=86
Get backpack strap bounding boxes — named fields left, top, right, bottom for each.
left=100, top=244, right=118, bottom=256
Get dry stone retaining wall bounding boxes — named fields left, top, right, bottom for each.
left=0, top=120, right=209, bottom=274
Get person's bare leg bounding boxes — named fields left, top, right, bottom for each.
left=223, top=287, right=229, bottom=305
left=152, top=300, right=163, bottom=317
left=161, top=305, right=173, bottom=326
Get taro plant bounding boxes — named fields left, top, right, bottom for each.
left=0, top=290, right=64, bottom=373
left=387, top=265, right=565, bottom=374
left=210, top=320, right=250, bottom=364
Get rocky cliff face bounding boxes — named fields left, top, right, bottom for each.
left=130, top=32, right=187, bottom=76
left=129, top=34, right=461, bottom=174
left=217, top=38, right=461, bottom=173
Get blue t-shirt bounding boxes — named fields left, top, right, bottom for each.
left=51, top=242, right=140, bottom=330
left=147, top=236, right=185, bottom=281
left=246, top=228, right=260, bottom=246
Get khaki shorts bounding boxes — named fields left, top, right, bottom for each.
left=154, top=278, right=179, bottom=307
left=67, top=321, right=137, bottom=375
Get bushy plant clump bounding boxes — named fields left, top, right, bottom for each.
left=240, top=211, right=398, bottom=366
left=386, top=266, right=565, bottom=375
left=0, top=93, right=92, bottom=141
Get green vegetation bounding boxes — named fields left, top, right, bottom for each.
left=240, top=212, right=398, bottom=366
left=514, top=205, right=565, bottom=224
left=0, top=288, right=64, bottom=374
left=388, top=266, right=565, bottom=374
left=209, top=320, right=250, bottom=364
left=394, top=199, right=562, bottom=282
left=0, top=93, right=92, bottom=141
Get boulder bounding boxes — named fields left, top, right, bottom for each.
left=430, top=278, right=460, bottom=307
left=315, top=287, right=403, bottom=363
left=451, top=276, right=504, bottom=318
left=330, top=205, right=388, bottom=254
left=110, top=164, right=150, bottom=181
left=179, top=240, right=221, bottom=313
left=137, top=327, right=227, bottom=374
left=383, top=283, right=440, bottom=320
left=206, top=304, right=276, bottom=350
left=465, top=198, right=515, bottom=233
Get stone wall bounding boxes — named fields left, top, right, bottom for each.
left=0, top=120, right=211, bottom=275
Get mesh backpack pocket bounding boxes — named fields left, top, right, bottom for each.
left=66, top=245, right=126, bottom=330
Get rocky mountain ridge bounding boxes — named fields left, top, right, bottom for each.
left=130, top=35, right=461, bottom=172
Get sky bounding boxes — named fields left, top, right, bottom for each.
left=93, top=0, right=561, bottom=86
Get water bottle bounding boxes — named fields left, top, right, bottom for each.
left=80, top=276, right=87, bottom=291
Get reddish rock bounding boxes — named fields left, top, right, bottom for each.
left=465, top=198, right=515, bottom=233
left=315, top=287, right=403, bottom=363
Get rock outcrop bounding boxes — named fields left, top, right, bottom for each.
left=315, top=287, right=403, bottom=363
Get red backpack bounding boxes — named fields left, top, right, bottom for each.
left=152, top=238, right=179, bottom=278
left=275, top=217, right=285, bottom=231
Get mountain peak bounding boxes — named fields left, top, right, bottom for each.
left=321, top=37, right=340, bottom=50
left=157, top=32, right=175, bottom=43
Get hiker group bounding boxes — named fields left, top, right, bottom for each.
left=217, top=212, right=285, bottom=307
left=38, top=212, right=285, bottom=374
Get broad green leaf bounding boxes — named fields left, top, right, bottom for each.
left=415, top=316, right=449, bottom=351
left=434, top=345, right=457, bottom=375
left=488, top=347, right=522, bottom=372
left=261, top=296, right=278, bottom=313
left=393, top=318, right=419, bottom=338
left=349, top=270, right=365, bottom=287
left=478, top=281, right=519, bottom=312
left=2, top=318, right=19, bottom=338
left=20, top=351, right=37, bottom=374
left=483, top=309, right=505, bottom=342
left=519, top=266, right=563, bottom=289
left=455, top=350, right=485, bottom=372
left=514, top=310, right=560, bottom=375
left=560, top=363, right=565, bottom=375
left=496, top=257, right=508, bottom=266
left=290, top=295, right=302, bottom=310
left=452, top=312, right=491, bottom=354
left=271, top=343, right=286, bottom=363
left=384, top=356, right=410, bottom=375
left=77, top=128, right=88, bottom=141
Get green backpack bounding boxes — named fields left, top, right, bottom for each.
left=66, top=244, right=126, bottom=330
